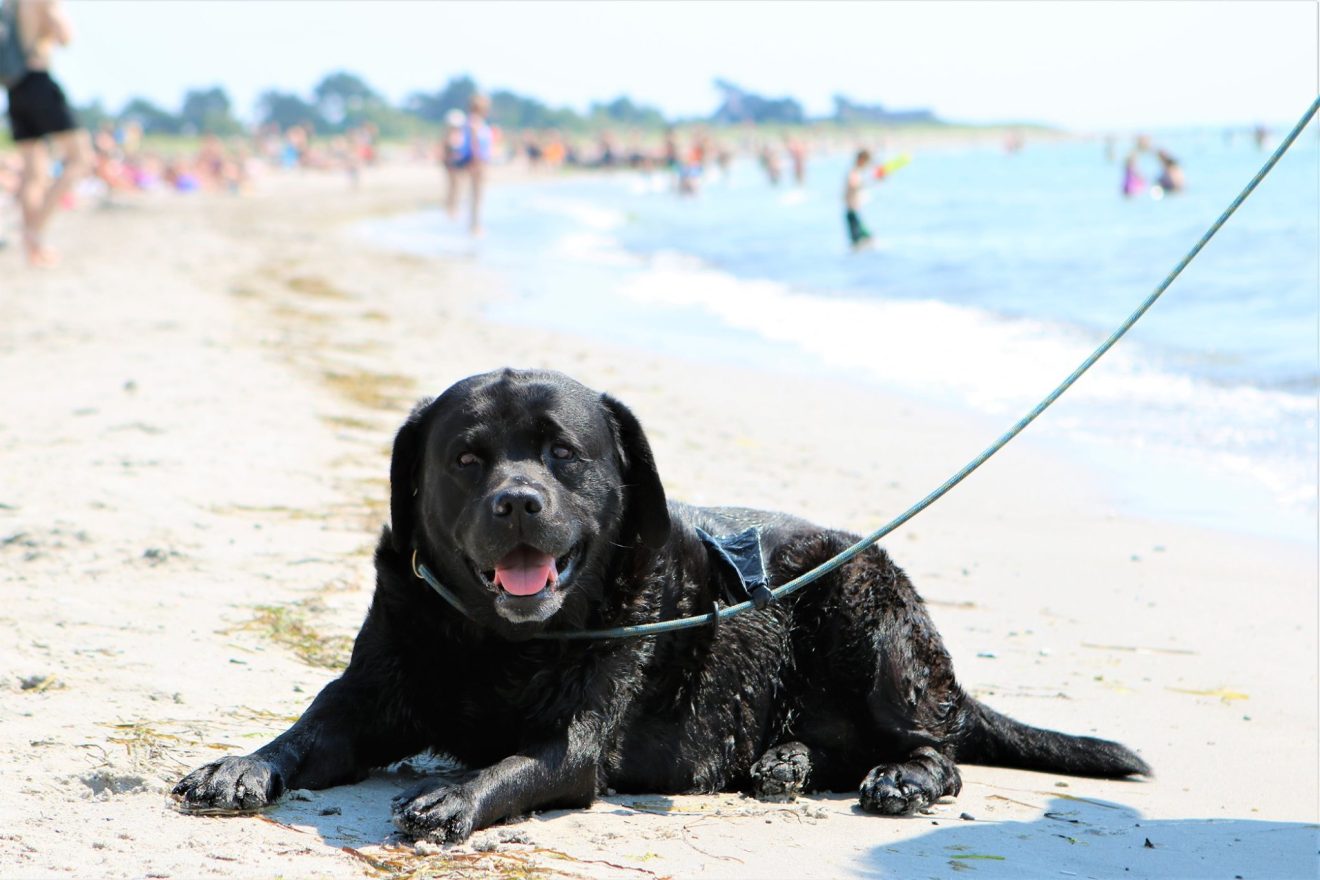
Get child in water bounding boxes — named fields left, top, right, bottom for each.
left=844, top=150, right=874, bottom=250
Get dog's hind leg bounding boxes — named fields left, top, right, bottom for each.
left=823, top=542, right=968, bottom=815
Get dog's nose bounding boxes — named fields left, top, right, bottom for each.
left=492, top=485, right=544, bottom=519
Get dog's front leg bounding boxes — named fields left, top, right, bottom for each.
left=393, top=712, right=603, bottom=843
left=173, top=674, right=423, bottom=813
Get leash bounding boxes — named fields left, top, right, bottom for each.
left=415, top=96, right=1320, bottom=641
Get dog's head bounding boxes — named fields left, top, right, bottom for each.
left=388, top=369, right=670, bottom=637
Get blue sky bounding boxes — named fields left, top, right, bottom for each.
left=54, top=1, right=1318, bottom=130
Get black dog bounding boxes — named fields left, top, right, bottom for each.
left=173, top=368, right=1148, bottom=841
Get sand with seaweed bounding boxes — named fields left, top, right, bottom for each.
left=0, top=164, right=1313, bottom=879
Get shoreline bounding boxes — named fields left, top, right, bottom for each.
left=1, top=163, right=1314, bottom=879
left=357, top=165, right=1317, bottom=548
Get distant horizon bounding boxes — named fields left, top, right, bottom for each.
left=56, top=69, right=1317, bottom=138
left=66, top=69, right=1315, bottom=136
left=52, top=66, right=1316, bottom=138
left=39, top=1, right=1320, bottom=133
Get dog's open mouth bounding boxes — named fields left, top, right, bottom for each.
left=483, top=545, right=576, bottom=597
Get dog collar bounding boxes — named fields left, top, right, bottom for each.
left=411, top=549, right=479, bottom=623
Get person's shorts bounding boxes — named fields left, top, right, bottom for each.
left=846, top=209, right=872, bottom=246
left=6, top=71, right=78, bottom=142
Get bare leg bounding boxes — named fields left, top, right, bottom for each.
left=15, top=141, right=52, bottom=265
left=444, top=166, right=459, bottom=218
left=468, top=163, right=485, bottom=236
left=38, top=129, right=91, bottom=223
left=17, top=129, right=90, bottom=266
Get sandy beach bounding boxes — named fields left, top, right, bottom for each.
left=1, top=164, right=1315, bottom=879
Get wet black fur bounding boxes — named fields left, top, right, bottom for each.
left=173, top=368, right=1149, bottom=842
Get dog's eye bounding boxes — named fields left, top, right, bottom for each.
left=549, top=443, right=576, bottom=461
left=457, top=452, right=480, bottom=467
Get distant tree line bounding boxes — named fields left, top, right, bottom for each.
left=75, top=72, right=938, bottom=138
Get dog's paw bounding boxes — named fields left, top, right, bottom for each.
left=750, top=741, right=813, bottom=803
left=392, top=781, right=479, bottom=844
left=171, top=756, right=283, bottom=814
left=858, top=763, right=935, bottom=815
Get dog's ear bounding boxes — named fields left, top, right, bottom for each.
left=388, top=397, right=434, bottom=554
left=603, top=393, right=670, bottom=549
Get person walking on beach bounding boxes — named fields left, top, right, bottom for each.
left=844, top=149, right=874, bottom=251
left=2, top=0, right=90, bottom=266
left=450, top=93, right=493, bottom=236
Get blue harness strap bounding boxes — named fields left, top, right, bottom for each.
left=696, top=526, right=773, bottom=610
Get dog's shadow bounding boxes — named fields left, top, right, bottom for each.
left=260, top=761, right=737, bottom=851
left=855, top=796, right=1318, bottom=879
left=261, top=760, right=689, bottom=848
left=263, top=756, right=469, bottom=849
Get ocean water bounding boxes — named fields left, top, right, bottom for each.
left=360, top=130, right=1318, bottom=542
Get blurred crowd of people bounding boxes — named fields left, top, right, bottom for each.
left=493, top=125, right=816, bottom=193
left=427, top=95, right=839, bottom=232
left=86, top=122, right=247, bottom=194
left=0, top=116, right=387, bottom=233
left=83, top=119, right=384, bottom=196
left=4, top=84, right=924, bottom=257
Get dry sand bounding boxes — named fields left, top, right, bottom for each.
left=1, top=164, right=1315, bottom=879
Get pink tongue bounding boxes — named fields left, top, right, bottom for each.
left=493, top=548, right=558, bottom=596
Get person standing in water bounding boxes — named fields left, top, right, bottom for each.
left=1121, top=151, right=1146, bottom=198
left=844, top=149, right=874, bottom=250
left=759, top=143, right=782, bottom=186
left=3, top=0, right=90, bottom=266
left=1155, top=149, right=1185, bottom=194
left=786, top=136, right=807, bottom=186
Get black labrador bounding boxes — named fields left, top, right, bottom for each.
left=173, top=368, right=1148, bottom=841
